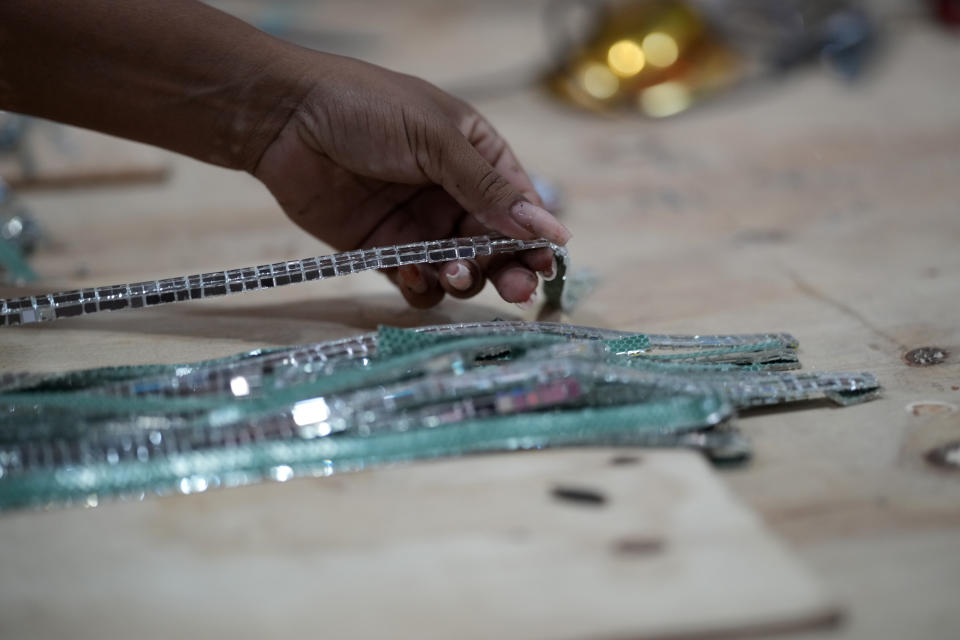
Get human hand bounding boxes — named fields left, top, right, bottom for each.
left=1, top=0, right=568, bottom=306
left=253, top=53, right=571, bottom=308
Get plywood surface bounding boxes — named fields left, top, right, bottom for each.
left=1, top=3, right=959, bottom=639
left=0, top=450, right=837, bottom=640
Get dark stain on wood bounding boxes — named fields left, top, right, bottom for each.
left=904, top=346, right=949, bottom=367
left=613, top=537, right=666, bottom=556
left=551, top=485, right=607, bottom=506
left=925, top=441, right=960, bottom=471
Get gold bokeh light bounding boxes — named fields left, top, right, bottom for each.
left=580, top=62, right=620, bottom=99
left=642, top=32, right=679, bottom=68
left=607, top=39, right=645, bottom=77
left=639, top=81, right=691, bottom=117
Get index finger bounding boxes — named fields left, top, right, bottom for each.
left=460, top=114, right=545, bottom=208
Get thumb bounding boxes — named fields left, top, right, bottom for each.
left=427, top=130, right=571, bottom=245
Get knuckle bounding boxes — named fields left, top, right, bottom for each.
left=402, top=108, right=451, bottom=176
left=476, top=168, right=512, bottom=205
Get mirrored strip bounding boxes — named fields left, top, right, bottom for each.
left=0, top=235, right=557, bottom=326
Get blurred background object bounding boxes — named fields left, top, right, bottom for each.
left=0, top=178, right=40, bottom=283
left=0, top=111, right=36, bottom=178
left=209, top=1, right=878, bottom=116
left=546, top=0, right=877, bottom=116
left=0, top=111, right=170, bottom=191
left=931, top=0, right=960, bottom=25
left=530, top=173, right=565, bottom=214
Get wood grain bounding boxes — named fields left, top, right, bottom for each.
left=0, top=3, right=958, bottom=638
left=0, top=450, right=838, bottom=640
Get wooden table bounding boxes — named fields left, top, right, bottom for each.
left=1, top=2, right=958, bottom=638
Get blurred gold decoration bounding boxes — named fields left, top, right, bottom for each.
left=642, top=31, right=679, bottom=67
left=581, top=62, right=621, bottom=99
left=639, top=81, right=691, bottom=117
left=546, top=1, right=878, bottom=116
left=547, top=0, right=745, bottom=117
left=607, top=39, right=646, bottom=76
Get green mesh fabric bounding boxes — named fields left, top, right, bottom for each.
left=375, top=325, right=463, bottom=358
left=604, top=335, right=652, bottom=353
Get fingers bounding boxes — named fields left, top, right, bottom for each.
left=438, top=259, right=485, bottom=299
left=456, top=214, right=554, bottom=283
left=426, top=128, right=571, bottom=246
left=436, top=252, right=549, bottom=305
left=393, top=264, right=445, bottom=309
left=392, top=256, right=539, bottom=307
left=487, top=258, right=540, bottom=305
left=517, top=247, right=556, bottom=278
left=461, top=114, right=545, bottom=208
left=387, top=244, right=545, bottom=308
left=361, top=185, right=556, bottom=309
left=390, top=251, right=545, bottom=308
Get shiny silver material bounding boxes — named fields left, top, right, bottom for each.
left=0, top=235, right=564, bottom=326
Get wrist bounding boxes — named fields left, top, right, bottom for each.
left=231, top=43, right=321, bottom=174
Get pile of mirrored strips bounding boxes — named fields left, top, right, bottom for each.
left=0, top=320, right=879, bottom=510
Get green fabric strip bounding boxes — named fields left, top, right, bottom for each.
left=0, top=235, right=36, bottom=283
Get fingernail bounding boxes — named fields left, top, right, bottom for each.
left=444, top=262, right=472, bottom=291
left=515, top=290, right=538, bottom=311
left=511, top=201, right=572, bottom=246
left=399, top=265, right=428, bottom=294
left=542, top=256, right=558, bottom=282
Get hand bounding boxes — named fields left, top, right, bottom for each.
left=253, top=53, right=571, bottom=308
